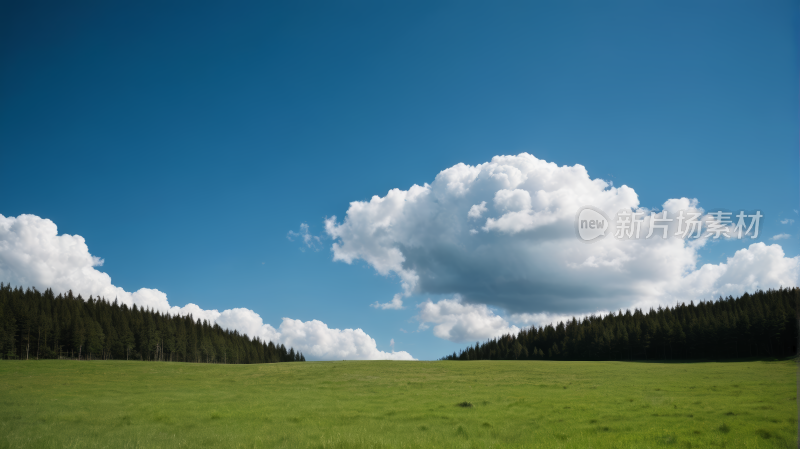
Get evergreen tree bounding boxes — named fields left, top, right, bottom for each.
left=440, top=287, right=799, bottom=362
left=0, top=284, right=304, bottom=364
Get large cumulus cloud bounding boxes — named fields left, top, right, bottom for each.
left=325, top=153, right=799, bottom=319
left=0, top=214, right=414, bottom=361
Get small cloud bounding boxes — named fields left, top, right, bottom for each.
left=469, top=229, right=478, bottom=235
left=416, top=297, right=519, bottom=342
left=371, top=294, right=404, bottom=310
left=468, top=201, right=488, bottom=220
left=287, top=223, right=321, bottom=251
left=771, top=233, right=791, bottom=240
left=399, top=328, right=408, bottom=333
left=390, top=339, right=395, bottom=352
left=780, top=219, right=794, bottom=225
left=795, top=209, right=799, bottom=214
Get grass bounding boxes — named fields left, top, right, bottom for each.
left=0, top=359, right=796, bottom=448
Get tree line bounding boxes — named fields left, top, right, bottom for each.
left=0, top=284, right=305, bottom=363
left=441, top=288, right=798, bottom=361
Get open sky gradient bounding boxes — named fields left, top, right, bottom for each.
left=1, top=1, right=798, bottom=360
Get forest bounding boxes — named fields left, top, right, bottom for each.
left=0, top=284, right=305, bottom=363
left=442, top=288, right=798, bottom=361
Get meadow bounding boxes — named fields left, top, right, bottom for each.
left=0, top=359, right=795, bottom=448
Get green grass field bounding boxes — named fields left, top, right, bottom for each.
left=0, top=359, right=796, bottom=448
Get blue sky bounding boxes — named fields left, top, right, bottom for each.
left=1, top=1, right=798, bottom=360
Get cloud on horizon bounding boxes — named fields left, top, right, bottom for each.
left=0, top=214, right=414, bottom=361
left=415, top=296, right=520, bottom=343
left=325, top=153, right=799, bottom=321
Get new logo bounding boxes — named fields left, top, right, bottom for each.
left=575, top=206, right=610, bottom=243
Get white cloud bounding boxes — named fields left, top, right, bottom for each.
left=771, top=233, right=791, bottom=240
left=287, top=223, right=321, bottom=251
left=493, top=189, right=532, bottom=212
left=324, top=186, right=425, bottom=300
left=509, top=310, right=610, bottom=329
left=324, top=153, right=800, bottom=330
left=0, top=214, right=174, bottom=312
left=416, top=296, right=520, bottom=343
left=467, top=201, right=487, bottom=220
left=371, top=293, right=404, bottom=310
left=661, top=242, right=798, bottom=305
left=178, top=307, right=414, bottom=361
left=0, top=214, right=414, bottom=361
left=781, top=219, right=794, bottom=225
left=277, top=318, right=413, bottom=360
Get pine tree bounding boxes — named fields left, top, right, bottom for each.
left=439, top=288, right=798, bottom=362
left=71, top=315, right=85, bottom=359
left=0, top=284, right=305, bottom=364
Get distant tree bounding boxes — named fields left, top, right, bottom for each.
left=439, top=288, right=798, bottom=362
left=0, top=284, right=305, bottom=364
left=71, top=315, right=85, bottom=359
